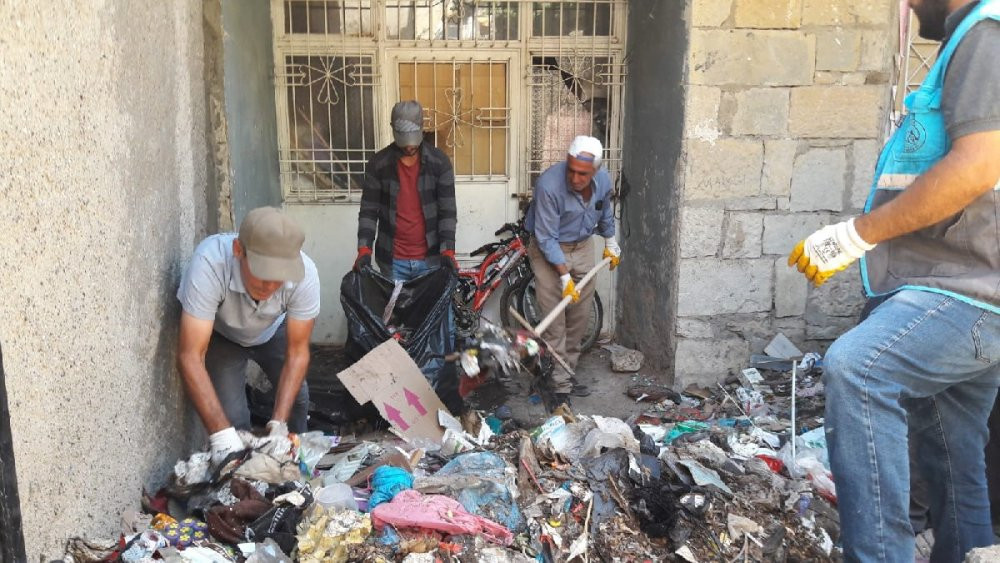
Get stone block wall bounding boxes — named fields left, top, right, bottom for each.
left=673, top=0, right=896, bottom=387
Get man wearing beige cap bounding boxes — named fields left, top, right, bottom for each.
left=176, top=207, right=320, bottom=465
left=525, top=136, right=621, bottom=407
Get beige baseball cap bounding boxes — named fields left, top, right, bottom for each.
left=238, top=207, right=305, bottom=282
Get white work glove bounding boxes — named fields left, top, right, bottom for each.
left=603, top=237, right=621, bottom=271
left=209, top=427, right=245, bottom=466
left=256, top=419, right=293, bottom=457
left=788, top=218, right=875, bottom=287
left=266, top=419, right=289, bottom=437
left=560, top=273, right=580, bottom=304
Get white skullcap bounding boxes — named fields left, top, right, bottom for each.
left=567, top=135, right=603, bottom=168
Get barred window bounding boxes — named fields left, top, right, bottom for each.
left=271, top=0, right=628, bottom=204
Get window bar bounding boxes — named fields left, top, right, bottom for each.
left=358, top=43, right=369, bottom=200
left=397, top=0, right=403, bottom=40
left=325, top=1, right=335, bottom=197
left=430, top=58, right=437, bottom=157
left=442, top=0, right=448, bottom=41
left=488, top=59, right=493, bottom=178
left=458, top=0, right=464, bottom=41
left=469, top=60, right=476, bottom=176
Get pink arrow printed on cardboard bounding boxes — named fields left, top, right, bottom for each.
left=384, top=403, right=410, bottom=431
left=404, top=388, right=427, bottom=416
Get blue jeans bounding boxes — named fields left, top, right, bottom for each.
left=204, top=323, right=310, bottom=433
left=825, top=290, right=1000, bottom=562
left=391, top=258, right=432, bottom=282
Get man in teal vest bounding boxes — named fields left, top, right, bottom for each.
left=788, top=0, right=1000, bottom=559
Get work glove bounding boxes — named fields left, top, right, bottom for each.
left=209, top=427, right=245, bottom=466
left=256, top=419, right=293, bottom=457
left=441, top=249, right=458, bottom=271
left=603, top=237, right=621, bottom=271
left=788, top=218, right=875, bottom=287
left=266, top=419, right=289, bottom=437
left=354, top=247, right=372, bottom=271
left=560, top=273, right=580, bottom=304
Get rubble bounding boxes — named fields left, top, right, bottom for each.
left=602, top=344, right=645, bottom=373
left=61, top=343, right=843, bottom=563
left=965, top=545, right=1000, bottom=563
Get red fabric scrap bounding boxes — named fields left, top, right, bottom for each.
left=756, top=454, right=785, bottom=474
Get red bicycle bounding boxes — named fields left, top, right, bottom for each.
left=453, top=220, right=531, bottom=338
left=453, top=219, right=603, bottom=351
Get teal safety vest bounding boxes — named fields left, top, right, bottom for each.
left=862, top=0, right=1000, bottom=312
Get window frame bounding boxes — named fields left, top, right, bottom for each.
left=270, top=0, right=628, bottom=205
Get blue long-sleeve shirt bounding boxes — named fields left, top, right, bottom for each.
left=525, top=162, right=615, bottom=265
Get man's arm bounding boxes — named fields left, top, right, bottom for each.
left=270, top=317, right=315, bottom=423
left=177, top=312, right=230, bottom=433
left=436, top=157, right=457, bottom=252
left=358, top=167, right=380, bottom=249
left=533, top=187, right=569, bottom=275
left=855, top=130, right=1000, bottom=244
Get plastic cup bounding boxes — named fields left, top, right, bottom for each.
left=314, top=483, right=359, bottom=511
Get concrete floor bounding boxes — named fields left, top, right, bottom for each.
left=466, top=345, right=662, bottom=427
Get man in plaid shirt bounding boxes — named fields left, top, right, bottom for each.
left=354, top=100, right=457, bottom=280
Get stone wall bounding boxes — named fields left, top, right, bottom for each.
left=0, top=1, right=210, bottom=557
left=617, top=0, right=689, bottom=372
left=673, top=0, right=896, bottom=386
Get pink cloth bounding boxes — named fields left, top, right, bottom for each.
left=370, top=490, right=513, bottom=545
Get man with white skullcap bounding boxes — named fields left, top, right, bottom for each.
left=524, top=135, right=621, bottom=407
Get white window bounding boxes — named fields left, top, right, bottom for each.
left=270, top=0, right=628, bottom=205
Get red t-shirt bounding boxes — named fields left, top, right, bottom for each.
left=392, top=158, right=429, bottom=259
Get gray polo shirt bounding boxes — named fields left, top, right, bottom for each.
left=177, top=233, right=321, bottom=347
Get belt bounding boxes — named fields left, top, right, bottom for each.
left=559, top=238, right=593, bottom=250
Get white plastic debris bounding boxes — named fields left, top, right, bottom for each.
left=726, top=513, right=761, bottom=541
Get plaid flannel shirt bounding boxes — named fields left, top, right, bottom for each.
left=357, top=142, right=457, bottom=267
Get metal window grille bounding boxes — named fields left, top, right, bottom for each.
left=279, top=54, right=378, bottom=202
left=271, top=0, right=628, bottom=204
left=895, top=10, right=939, bottom=117
left=398, top=59, right=510, bottom=177
left=385, top=1, right=520, bottom=41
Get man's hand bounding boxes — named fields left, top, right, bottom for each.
left=257, top=419, right=293, bottom=457
left=354, top=247, right=372, bottom=271
left=209, top=427, right=245, bottom=466
left=560, top=273, right=580, bottom=303
left=441, top=249, right=458, bottom=271
left=788, top=218, right=875, bottom=286
left=603, top=237, right=621, bottom=270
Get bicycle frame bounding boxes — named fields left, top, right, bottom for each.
left=457, top=237, right=527, bottom=312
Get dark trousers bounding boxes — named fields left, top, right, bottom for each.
left=204, top=324, right=309, bottom=433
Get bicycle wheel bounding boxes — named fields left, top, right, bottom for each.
left=507, top=274, right=603, bottom=351
left=499, top=272, right=528, bottom=333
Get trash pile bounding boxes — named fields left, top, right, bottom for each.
left=63, top=338, right=839, bottom=562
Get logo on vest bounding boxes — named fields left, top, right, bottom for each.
left=904, top=119, right=926, bottom=153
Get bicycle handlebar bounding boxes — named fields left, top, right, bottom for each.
left=494, top=223, right=516, bottom=237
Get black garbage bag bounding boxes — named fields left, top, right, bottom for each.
left=247, top=482, right=314, bottom=554
left=340, top=266, right=462, bottom=413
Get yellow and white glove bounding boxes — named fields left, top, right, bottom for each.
left=603, top=237, right=621, bottom=270
left=788, top=218, right=875, bottom=287
left=560, top=273, right=580, bottom=303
